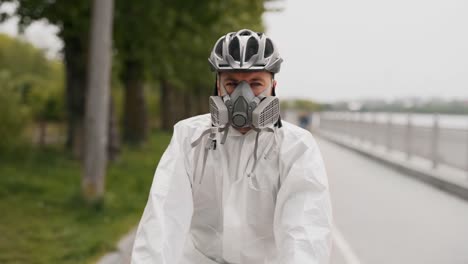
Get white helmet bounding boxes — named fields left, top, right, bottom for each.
left=208, top=29, right=283, bottom=74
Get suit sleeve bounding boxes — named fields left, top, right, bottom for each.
left=274, top=134, right=333, bottom=264
left=131, top=124, right=194, bottom=264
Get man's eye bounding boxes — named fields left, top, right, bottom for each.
left=251, top=82, right=263, bottom=87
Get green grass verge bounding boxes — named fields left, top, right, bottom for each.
left=0, top=131, right=171, bottom=264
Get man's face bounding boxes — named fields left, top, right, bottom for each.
left=217, top=71, right=276, bottom=97
left=216, top=71, right=277, bottom=133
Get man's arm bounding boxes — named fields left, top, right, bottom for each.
left=131, top=124, right=194, bottom=264
left=274, top=134, right=333, bottom=264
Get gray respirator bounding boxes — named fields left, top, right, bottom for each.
left=209, top=81, right=280, bottom=129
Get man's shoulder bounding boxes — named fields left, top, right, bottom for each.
left=174, top=114, right=211, bottom=130
left=174, top=114, right=211, bottom=128
left=278, top=120, right=318, bottom=149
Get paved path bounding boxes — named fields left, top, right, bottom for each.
left=317, top=136, right=468, bottom=264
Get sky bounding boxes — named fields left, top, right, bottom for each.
left=0, top=2, right=62, bottom=59
left=1, top=1, right=467, bottom=103
left=263, top=0, right=468, bottom=102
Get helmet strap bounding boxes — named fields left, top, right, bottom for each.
left=213, top=74, right=219, bottom=96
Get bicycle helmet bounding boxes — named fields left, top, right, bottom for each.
left=208, top=29, right=283, bottom=73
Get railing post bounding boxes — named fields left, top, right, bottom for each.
left=353, top=112, right=359, bottom=141
left=431, top=114, right=440, bottom=169
left=358, top=112, right=364, bottom=142
left=372, top=112, right=378, bottom=146
left=363, top=112, right=368, bottom=143
left=315, top=112, right=320, bottom=131
left=355, top=112, right=360, bottom=141
left=361, top=112, right=366, bottom=143
left=338, top=112, right=342, bottom=135
left=312, top=112, right=320, bottom=131
left=348, top=112, right=352, bottom=139
left=406, top=113, right=412, bottom=160
left=466, top=118, right=468, bottom=178
left=343, top=112, right=348, bottom=136
left=356, top=112, right=361, bottom=141
left=386, top=112, right=393, bottom=152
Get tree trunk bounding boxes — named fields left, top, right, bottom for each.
left=122, top=60, right=148, bottom=145
left=173, top=88, right=185, bottom=122
left=64, top=37, right=87, bottom=159
left=38, top=120, right=47, bottom=147
left=82, top=0, right=114, bottom=204
left=194, top=84, right=210, bottom=116
left=198, top=86, right=209, bottom=115
left=108, top=97, right=120, bottom=161
left=160, top=79, right=172, bottom=131
left=184, top=90, right=193, bottom=118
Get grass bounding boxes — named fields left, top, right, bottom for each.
left=0, top=131, right=172, bottom=264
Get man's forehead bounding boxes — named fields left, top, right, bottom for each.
left=220, top=71, right=271, bottom=80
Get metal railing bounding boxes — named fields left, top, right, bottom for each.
left=315, top=112, right=468, bottom=174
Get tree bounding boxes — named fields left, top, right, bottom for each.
left=113, top=0, right=162, bottom=145
left=281, top=99, right=325, bottom=112
left=153, top=0, right=269, bottom=130
left=1, top=0, right=122, bottom=159
left=0, top=33, right=64, bottom=148
left=0, top=0, right=92, bottom=156
left=1, top=0, right=281, bottom=147
left=82, top=0, right=114, bottom=203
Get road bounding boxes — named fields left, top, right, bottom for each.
left=316, top=136, right=468, bottom=264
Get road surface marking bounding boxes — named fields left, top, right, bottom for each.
left=332, top=224, right=363, bottom=264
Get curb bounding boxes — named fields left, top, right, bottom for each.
left=316, top=131, right=468, bottom=202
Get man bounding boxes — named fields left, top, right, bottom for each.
left=131, top=29, right=333, bottom=264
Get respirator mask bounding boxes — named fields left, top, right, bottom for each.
left=209, top=80, right=280, bottom=129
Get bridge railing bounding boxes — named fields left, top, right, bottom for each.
left=314, top=112, right=468, bottom=174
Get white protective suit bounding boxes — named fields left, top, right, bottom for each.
left=131, top=114, right=333, bottom=264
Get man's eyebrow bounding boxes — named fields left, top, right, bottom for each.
left=250, top=78, right=265, bottom=82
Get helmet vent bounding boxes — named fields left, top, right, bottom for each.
left=240, top=30, right=251, bottom=36
left=245, top=37, right=259, bottom=62
left=215, top=38, right=224, bottom=57
left=229, top=37, right=241, bottom=61
left=264, top=38, right=274, bottom=58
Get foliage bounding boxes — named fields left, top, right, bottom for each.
left=0, top=131, right=171, bottom=264
left=281, top=99, right=325, bottom=112
left=0, top=1, right=91, bottom=39
left=0, top=33, right=64, bottom=152
left=113, top=0, right=269, bottom=94
left=0, top=70, right=31, bottom=153
left=0, top=33, right=64, bottom=120
left=0, top=0, right=92, bottom=154
left=112, top=0, right=272, bottom=136
left=1, top=0, right=279, bottom=132
left=166, top=0, right=268, bottom=92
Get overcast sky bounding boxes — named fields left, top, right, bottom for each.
left=1, top=1, right=467, bottom=103
left=263, top=0, right=468, bottom=102
left=0, top=2, right=62, bottom=59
